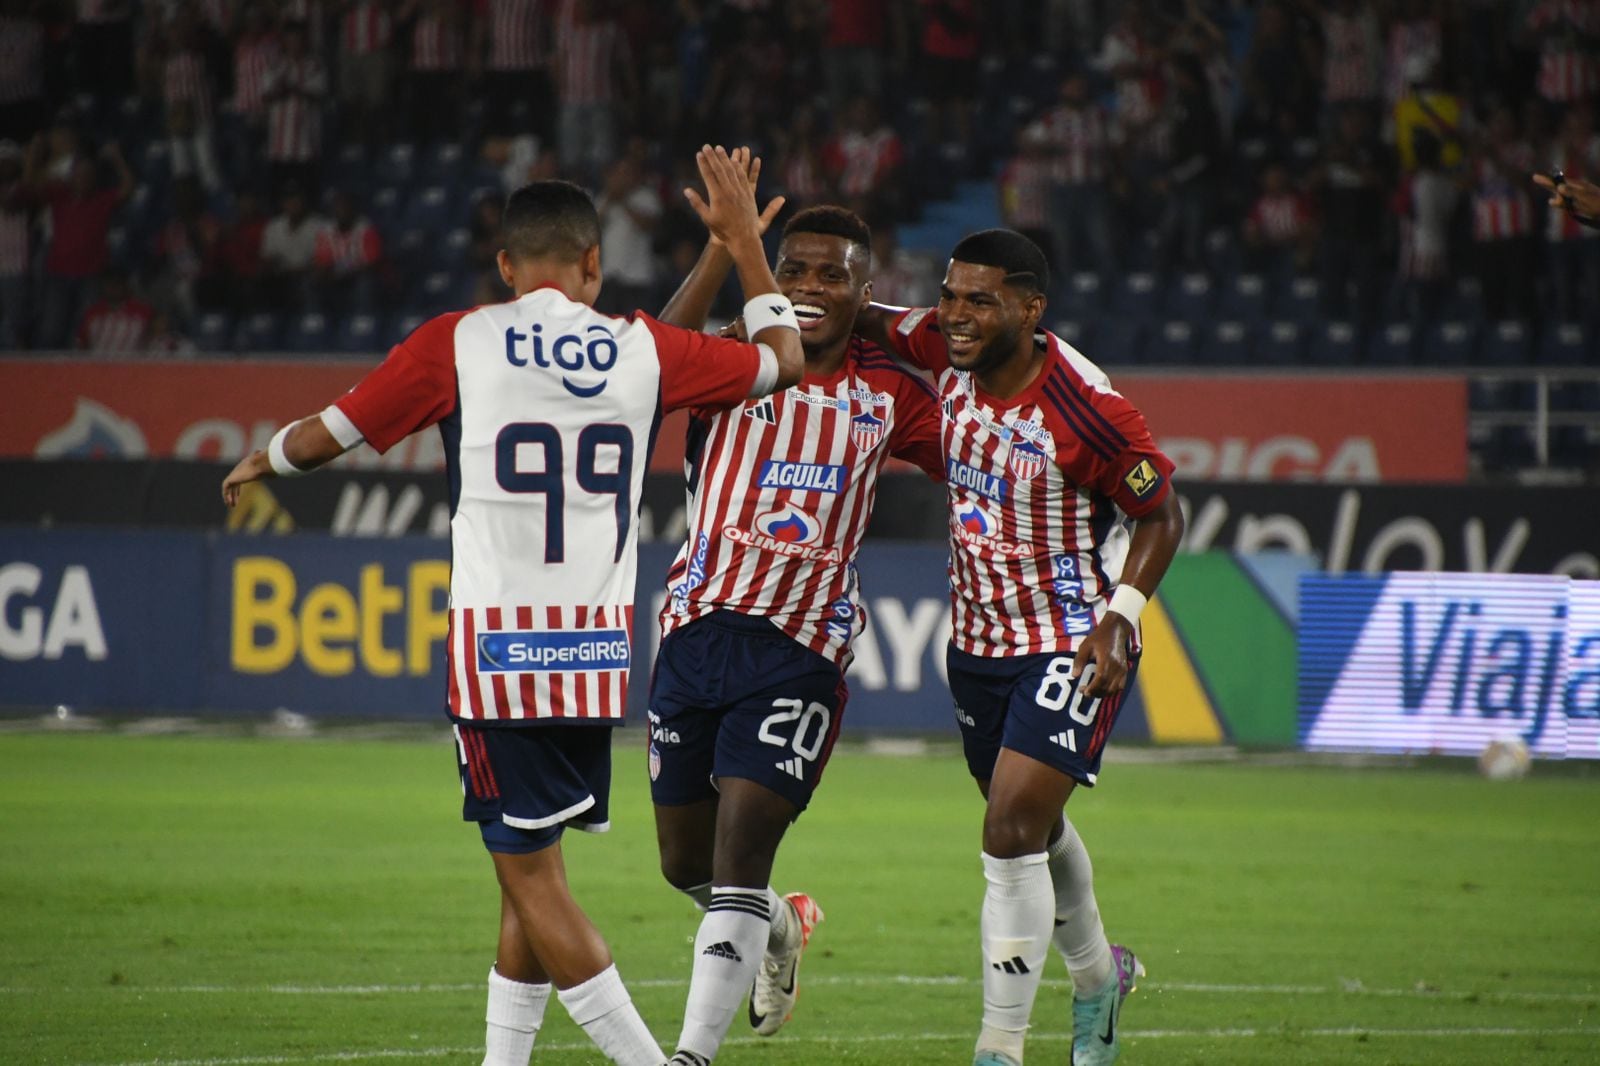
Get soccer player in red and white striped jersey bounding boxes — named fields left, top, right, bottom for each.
left=220, top=152, right=804, bottom=1066
left=858, top=229, right=1184, bottom=1066
left=649, top=195, right=942, bottom=1066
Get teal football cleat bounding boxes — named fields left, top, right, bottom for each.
left=1071, top=944, right=1143, bottom=1065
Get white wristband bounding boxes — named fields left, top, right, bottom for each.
left=743, top=293, right=799, bottom=337
left=749, top=342, right=780, bottom=397
left=267, top=424, right=307, bottom=477
left=1107, top=584, right=1147, bottom=625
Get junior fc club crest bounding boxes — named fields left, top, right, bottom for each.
left=850, top=411, right=884, bottom=451
left=1009, top=441, right=1047, bottom=481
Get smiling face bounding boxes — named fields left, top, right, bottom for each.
left=937, top=260, right=1043, bottom=376
left=774, top=231, right=871, bottom=357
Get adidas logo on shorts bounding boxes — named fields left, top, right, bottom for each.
left=1049, top=731, right=1076, bottom=751
left=702, top=941, right=743, bottom=962
left=775, top=757, right=805, bottom=780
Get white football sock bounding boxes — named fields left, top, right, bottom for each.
left=675, top=886, right=770, bottom=1061
left=483, top=966, right=551, bottom=1066
left=555, top=964, right=663, bottom=1066
left=765, top=887, right=795, bottom=953
left=1047, top=819, right=1115, bottom=994
left=977, top=851, right=1053, bottom=1061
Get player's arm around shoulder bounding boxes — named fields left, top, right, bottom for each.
left=858, top=301, right=951, bottom=373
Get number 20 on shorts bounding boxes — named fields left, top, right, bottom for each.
left=759, top=698, right=832, bottom=764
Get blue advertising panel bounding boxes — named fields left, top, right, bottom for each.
left=0, top=529, right=206, bottom=710
left=1299, top=572, right=1600, bottom=758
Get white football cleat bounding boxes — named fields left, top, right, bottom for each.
left=747, top=892, right=823, bottom=1037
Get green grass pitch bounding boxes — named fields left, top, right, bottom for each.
left=2, top=730, right=1597, bottom=1065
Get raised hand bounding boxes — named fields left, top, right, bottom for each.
left=683, top=146, right=784, bottom=248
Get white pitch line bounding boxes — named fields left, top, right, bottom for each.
left=12, top=975, right=1595, bottom=1003
left=90, top=1026, right=1600, bottom=1066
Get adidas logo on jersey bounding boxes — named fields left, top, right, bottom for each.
left=775, top=757, right=805, bottom=780
left=702, top=941, right=743, bottom=962
left=744, top=397, right=777, bottom=424
left=991, top=956, right=1031, bottom=975
left=1049, top=731, right=1077, bottom=752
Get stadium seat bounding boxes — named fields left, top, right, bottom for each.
left=333, top=141, right=367, bottom=185
left=1095, top=319, right=1145, bottom=366
left=1145, top=320, right=1196, bottom=364
left=1257, top=320, right=1305, bottom=365
left=140, top=141, right=170, bottom=186
left=1279, top=276, right=1321, bottom=324
left=1469, top=378, right=1537, bottom=412
left=385, top=142, right=418, bottom=186
left=1479, top=424, right=1539, bottom=471
left=1306, top=321, right=1361, bottom=365
left=393, top=226, right=432, bottom=271
left=337, top=313, right=386, bottom=353
left=1480, top=320, right=1534, bottom=365
left=235, top=312, right=282, bottom=352
left=1422, top=321, right=1480, bottom=366
left=287, top=312, right=333, bottom=352
left=105, top=226, right=128, bottom=263
left=1060, top=272, right=1103, bottom=319
left=1550, top=425, right=1599, bottom=470
left=1197, top=320, right=1252, bottom=365
left=416, top=271, right=463, bottom=313
left=442, top=226, right=473, bottom=263
left=1168, top=273, right=1215, bottom=320
left=1538, top=322, right=1591, bottom=365
left=368, top=186, right=404, bottom=231
left=1051, top=320, right=1091, bottom=351
left=1368, top=322, right=1417, bottom=365
left=1112, top=272, right=1164, bottom=319
left=403, top=184, right=453, bottom=235
left=195, top=312, right=233, bottom=353
left=1551, top=380, right=1600, bottom=411
left=424, top=141, right=466, bottom=183
left=1217, top=273, right=1271, bottom=321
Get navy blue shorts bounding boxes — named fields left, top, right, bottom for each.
left=648, top=611, right=846, bottom=812
left=454, top=721, right=612, bottom=854
left=946, top=644, right=1138, bottom=787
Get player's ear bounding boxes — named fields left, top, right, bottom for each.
left=858, top=279, right=872, bottom=311
left=1023, top=290, right=1046, bottom=329
left=496, top=249, right=515, bottom=291
left=582, top=243, right=602, bottom=287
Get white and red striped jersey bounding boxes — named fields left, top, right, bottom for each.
left=232, top=31, right=279, bottom=117
left=484, top=0, right=548, bottom=71
left=333, top=287, right=769, bottom=723
left=313, top=219, right=382, bottom=274
left=555, top=12, right=624, bottom=104
left=821, top=128, right=903, bottom=199
left=1528, top=0, right=1600, bottom=102
left=884, top=309, right=1175, bottom=659
left=660, top=336, right=943, bottom=665
left=1383, top=18, right=1440, bottom=104
left=1471, top=145, right=1536, bottom=242
left=340, top=1, right=391, bottom=53
left=1248, top=192, right=1313, bottom=244
left=78, top=298, right=154, bottom=352
left=410, top=5, right=464, bottom=71
left=999, top=155, right=1051, bottom=231
left=1035, top=103, right=1109, bottom=186
left=164, top=49, right=212, bottom=126
left=262, top=54, right=327, bottom=162
left=0, top=15, right=44, bottom=106
left=1320, top=8, right=1380, bottom=103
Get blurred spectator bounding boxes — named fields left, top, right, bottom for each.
left=154, top=16, right=221, bottom=192
left=821, top=0, right=889, bottom=109
left=25, top=135, right=133, bottom=349
left=311, top=188, right=383, bottom=313
left=593, top=144, right=660, bottom=316
left=149, top=177, right=223, bottom=323
left=1237, top=1, right=1318, bottom=149
left=1382, top=0, right=1444, bottom=110
left=76, top=268, right=153, bottom=352
left=1395, top=130, right=1458, bottom=321
left=1524, top=0, right=1600, bottom=109
left=674, top=0, right=714, bottom=141
left=337, top=1, right=394, bottom=146
left=1156, top=52, right=1223, bottom=273
left=1093, top=1, right=1170, bottom=145
left=1037, top=71, right=1117, bottom=277
left=703, top=13, right=789, bottom=138
left=259, top=183, right=327, bottom=310
left=822, top=96, right=905, bottom=224
left=261, top=20, right=327, bottom=195
left=1244, top=162, right=1318, bottom=274
left=145, top=308, right=196, bottom=355
left=555, top=0, right=633, bottom=186
left=868, top=224, right=937, bottom=309
left=1309, top=0, right=1382, bottom=115
left=475, top=0, right=555, bottom=141
left=1542, top=105, right=1600, bottom=321
left=1313, top=105, right=1388, bottom=322
left=1393, top=52, right=1466, bottom=172
left=400, top=0, right=466, bottom=143
left=72, top=1, right=136, bottom=103
left=1468, top=105, right=1538, bottom=321
left=772, top=103, right=828, bottom=213
left=0, top=2, right=47, bottom=144
left=217, top=187, right=267, bottom=314
left=226, top=4, right=280, bottom=173
left=0, top=138, right=29, bottom=348
left=998, top=125, right=1055, bottom=267
left=916, top=0, right=979, bottom=156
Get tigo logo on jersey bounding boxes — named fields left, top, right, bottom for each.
left=503, top=323, right=620, bottom=398
left=476, top=629, right=631, bottom=672
left=758, top=460, right=847, bottom=494
left=850, top=412, right=885, bottom=451
left=724, top=506, right=842, bottom=562
left=947, top=459, right=1010, bottom=502
left=1009, top=441, right=1047, bottom=481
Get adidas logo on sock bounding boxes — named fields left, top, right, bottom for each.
left=1049, top=731, right=1076, bottom=751
left=775, top=757, right=804, bottom=780
left=702, top=941, right=743, bottom=962
left=744, top=398, right=777, bottom=423
left=991, top=956, right=1031, bottom=975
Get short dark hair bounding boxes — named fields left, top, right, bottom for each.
left=782, top=205, right=872, bottom=263
left=502, top=180, right=601, bottom=262
left=950, top=228, right=1050, bottom=295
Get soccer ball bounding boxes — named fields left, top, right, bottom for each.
left=1477, top=737, right=1531, bottom=781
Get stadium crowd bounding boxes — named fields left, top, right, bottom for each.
left=0, top=0, right=1596, bottom=357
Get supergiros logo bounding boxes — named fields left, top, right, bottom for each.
left=231, top=558, right=451, bottom=677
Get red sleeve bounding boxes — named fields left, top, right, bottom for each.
left=637, top=311, right=763, bottom=413
left=1073, top=386, right=1176, bottom=519
left=333, top=310, right=463, bottom=453
left=885, top=373, right=945, bottom=481
left=882, top=306, right=951, bottom=373
left=312, top=229, right=334, bottom=268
